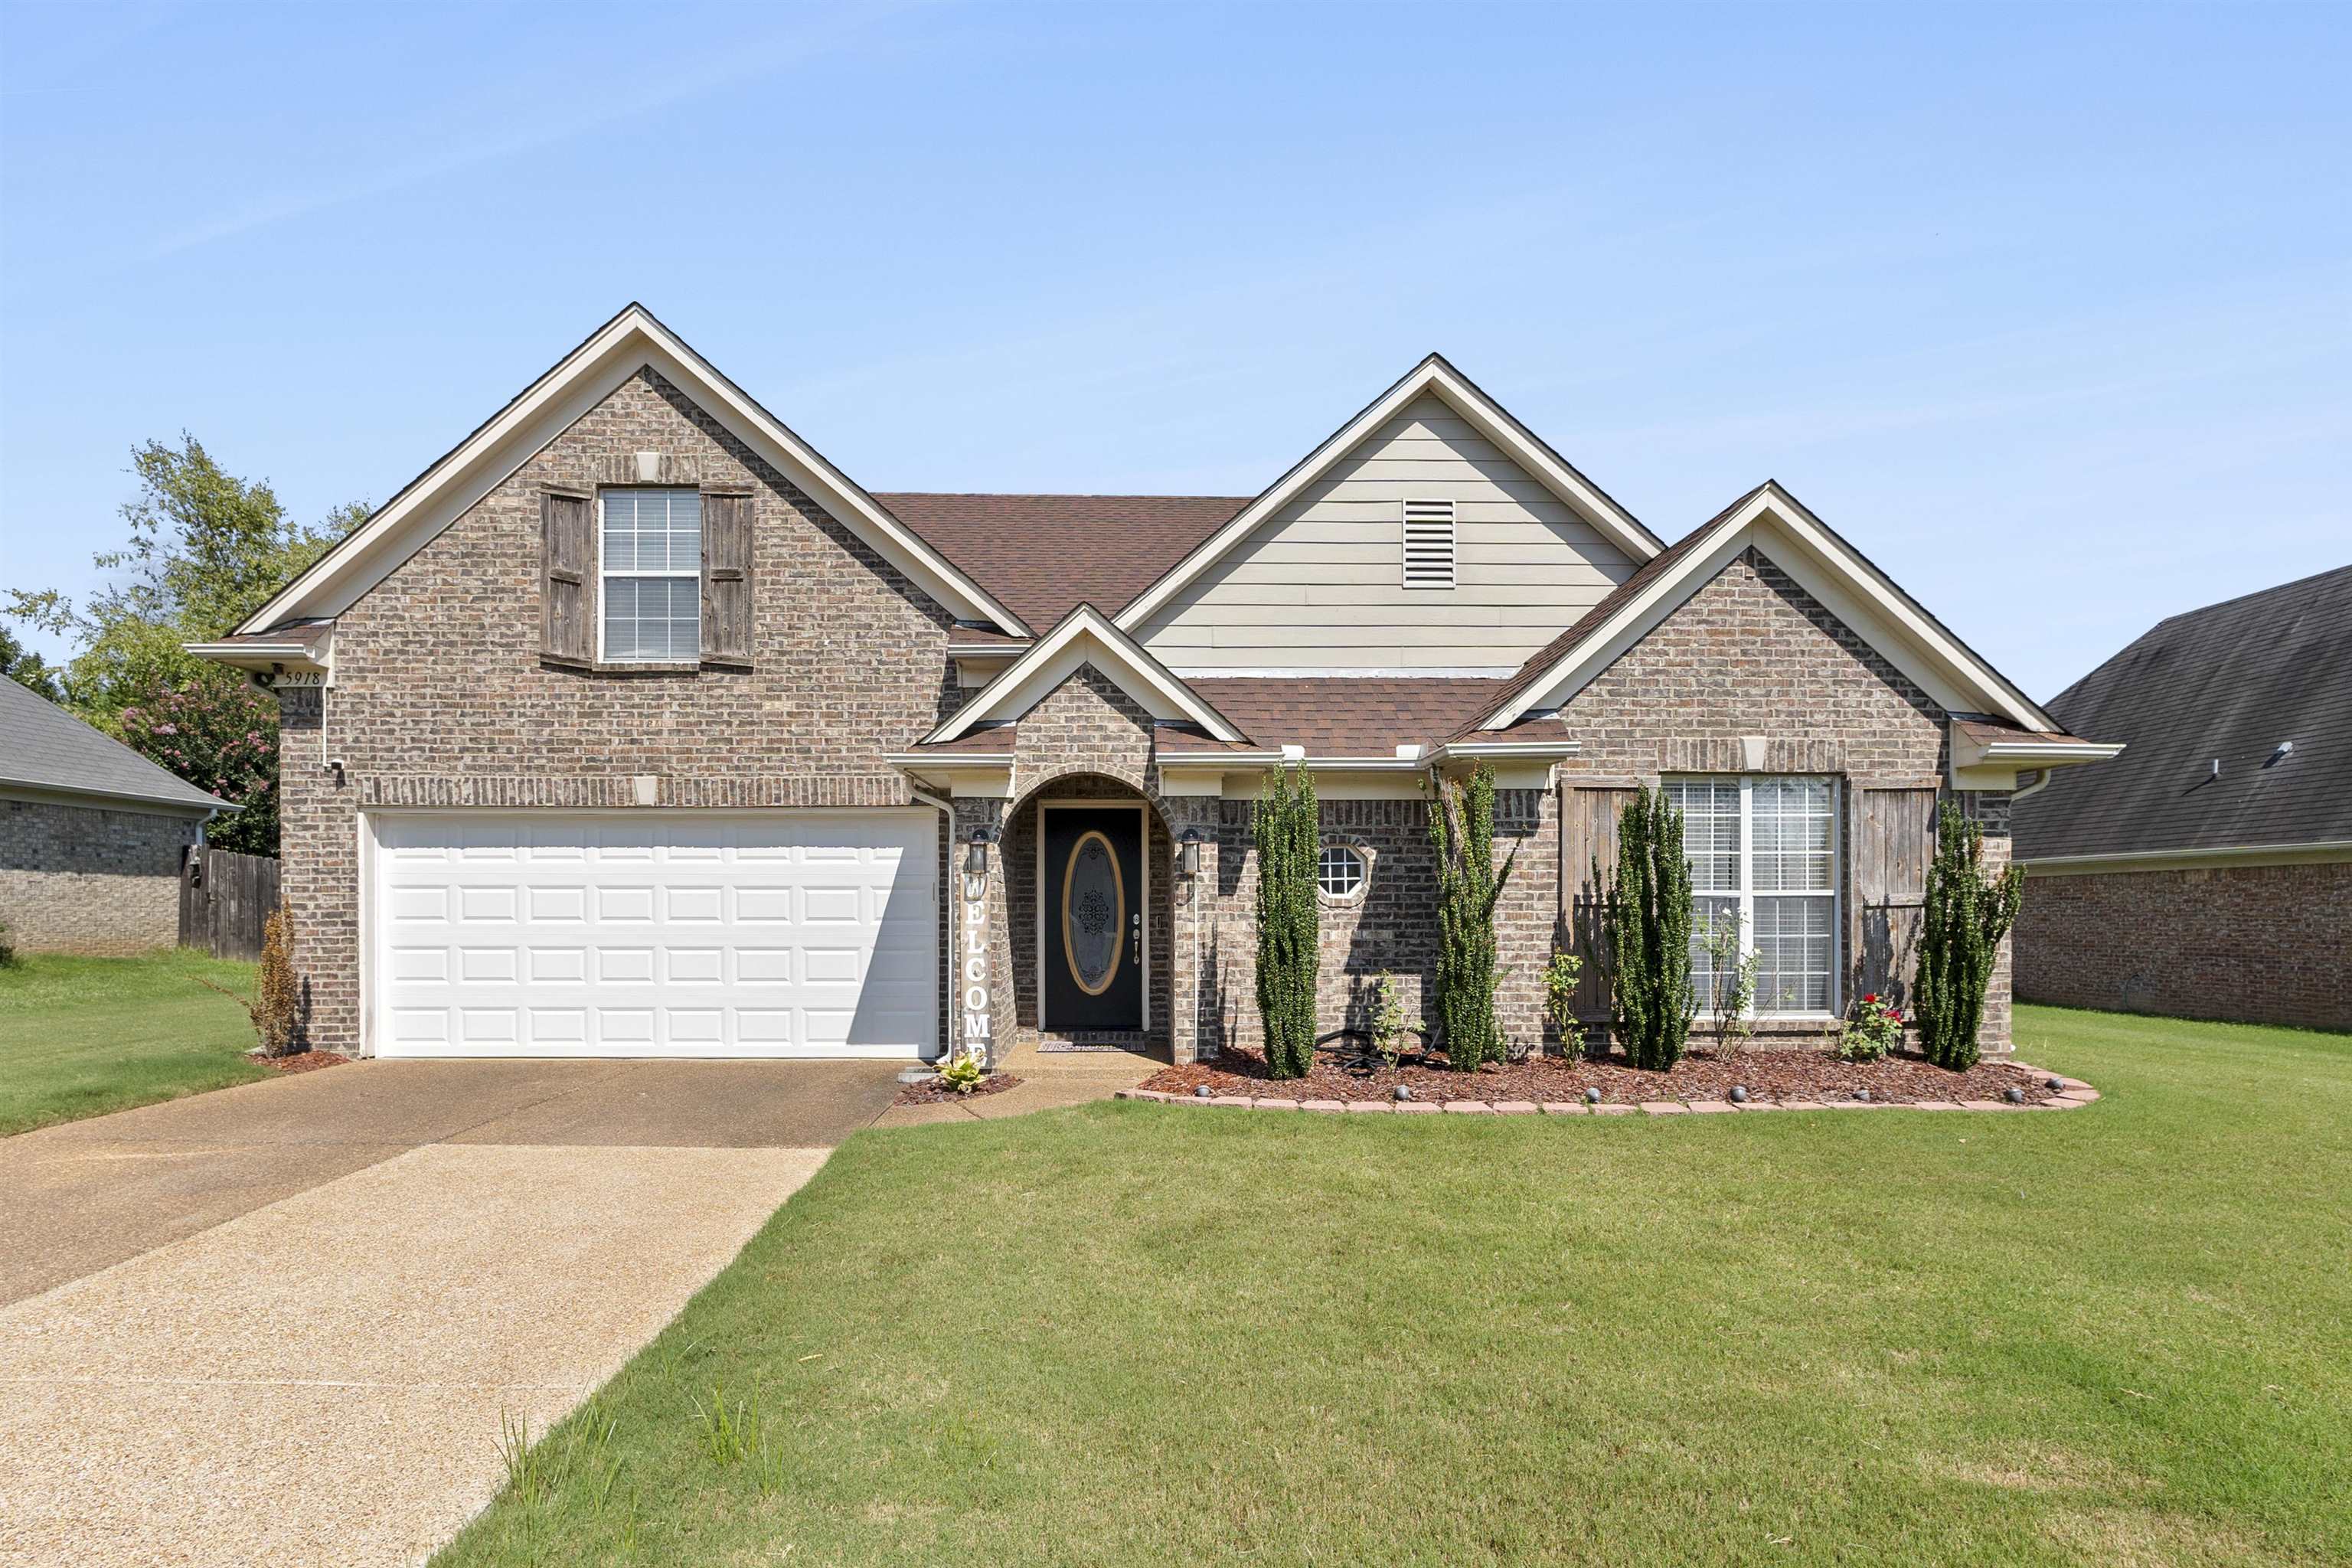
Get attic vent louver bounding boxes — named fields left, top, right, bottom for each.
left=1402, top=498, right=1457, bottom=589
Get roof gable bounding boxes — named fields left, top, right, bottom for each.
left=236, top=305, right=1031, bottom=636
left=1473, top=482, right=2057, bottom=733
left=921, top=605, right=1245, bottom=744
left=1112, top=354, right=1661, bottom=635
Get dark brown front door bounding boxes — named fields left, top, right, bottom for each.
left=1041, top=807, right=1144, bottom=1031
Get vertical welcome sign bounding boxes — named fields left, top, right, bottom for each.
left=960, top=864, right=993, bottom=1065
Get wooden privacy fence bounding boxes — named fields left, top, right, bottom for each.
left=180, top=845, right=280, bottom=961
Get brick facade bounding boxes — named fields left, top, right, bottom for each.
left=2016, top=859, right=2352, bottom=1033
left=1553, top=547, right=2013, bottom=1055
left=278, top=368, right=960, bottom=1053
left=273, top=381, right=2027, bottom=1067
left=0, top=798, right=201, bottom=955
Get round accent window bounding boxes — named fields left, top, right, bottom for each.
left=1317, top=843, right=1368, bottom=900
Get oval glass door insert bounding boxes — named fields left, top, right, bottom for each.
left=1061, top=829, right=1125, bottom=996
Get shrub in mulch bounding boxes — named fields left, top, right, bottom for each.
left=1138, top=1047, right=2054, bottom=1106
left=255, top=1050, right=349, bottom=1075
left=893, top=1073, right=1024, bottom=1106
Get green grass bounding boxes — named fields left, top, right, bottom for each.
left=0, top=950, right=269, bottom=1135
left=437, top=1007, right=2352, bottom=1566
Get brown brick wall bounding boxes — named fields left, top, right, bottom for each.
left=279, top=368, right=960, bottom=1053
left=1552, top=547, right=2011, bottom=1054
left=0, top=799, right=201, bottom=955
left=1197, top=787, right=1557, bottom=1057
left=2016, top=859, right=2352, bottom=1033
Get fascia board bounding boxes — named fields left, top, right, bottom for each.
left=923, top=609, right=1243, bottom=744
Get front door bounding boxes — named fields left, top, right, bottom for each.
left=1041, top=806, right=1145, bottom=1031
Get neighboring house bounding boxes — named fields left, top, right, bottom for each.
left=0, top=677, right=228, bottom=955
left=2014, top=566, right=2351, bottom=1033
left=189, top=304, right=2113, bottom=1064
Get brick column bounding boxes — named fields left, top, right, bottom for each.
left=1161, top=795, right=1220, bottom=1064
left=1966, top=790, right=2015, bottom=1058
left=949, top=797, right=1011, bottom=1068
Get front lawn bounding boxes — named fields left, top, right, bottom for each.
left=0, top=950, right=268, bottom=1135
left=438, top=1006, right=2352, bottom=1566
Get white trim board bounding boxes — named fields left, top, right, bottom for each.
left=1479, top=482, right=2059, bottom=734
left=236, top=304, right=1031, bottom=638
left=923, top=606, right=1245, bottom=744
left=1114, top=354, right=1660, bottom=633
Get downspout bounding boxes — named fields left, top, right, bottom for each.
left=909, top=782, right=955, bottom=1067
left=2011, top=766, right=2051, bottom=803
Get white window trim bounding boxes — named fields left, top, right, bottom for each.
left=1315, top=839, right=1373, bottom=906
left=598, top=488, right=701, bottom=665
left=1683, top=775, right=1841, bottom=1021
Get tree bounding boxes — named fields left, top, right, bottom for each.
left=0, top=626, right=63, bottom=703
left=1606, top=786, right=1696, bottom=1070
left=1913, top=802, right=2023, bottom=1070
left=115, top=679, right=284, bottom=855
left=1429, top=761, right=1519, bottom=1070
left=1253, top=763, right=1321, bottom=1078
left=3, top=435, right=366, bottom=852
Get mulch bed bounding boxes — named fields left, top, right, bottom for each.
left=893, top=1073, right=1025, bottom=1106
left=256, top=1050, right=351, bottom=1075
left=1139, top=1047, right=2056, bottom=1106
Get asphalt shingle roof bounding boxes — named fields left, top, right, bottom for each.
left=0, top=677, right=227, bottom=813
left=876, top=494, right=1247, bottom=632
left=2013, top=564, right=2352, bottom=860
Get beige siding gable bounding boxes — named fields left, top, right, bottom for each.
left=1136, top=394, right=1636, bottom=671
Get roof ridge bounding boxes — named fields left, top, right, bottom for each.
left=2144, top=560, right=2352, bottom=629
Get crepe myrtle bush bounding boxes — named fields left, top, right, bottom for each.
left=1253, top=763, right=1321, bottom=1079
left=1914, top=802, right=2024, bottom=1071
left=1606, top=786, right=1695, bottom=1071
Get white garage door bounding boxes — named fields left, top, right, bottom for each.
left=370, top=811, right=939, bottom=1059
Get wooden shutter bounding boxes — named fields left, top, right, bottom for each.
left=1560, top=783, right=1637, bottom=1020
left=1852, top=787, right=1938, bottom=1005
left=701, top=490, right=751, bottom=664
left=541, top=489, right=592, bottom=663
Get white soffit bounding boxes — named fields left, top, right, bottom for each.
left=1483, top=483, right=2056, bottom=733
left=236, top=305, right=1031, bottom=637
left=922, top=606, right=1244, bottom=744
left=1113, top=354, right=1661, bottom=632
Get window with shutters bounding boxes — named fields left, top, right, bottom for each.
left=1665, top=774, right=1839, bottom=1016
left=1401, top=498, right=1456, bottom=589
left=599, top=488, right=701, bottom=662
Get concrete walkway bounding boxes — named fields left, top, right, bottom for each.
left=872, top=1041, right=1160, bottom=1128
left=0, top=1059, right=901, bottom=1567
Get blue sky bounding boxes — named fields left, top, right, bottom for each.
left=2, top=1, right=2344, bottom=701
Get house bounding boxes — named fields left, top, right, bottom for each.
left=188, top=304, right=2114, bottom=1064
left=2014, top=565, right=2350, bottom=1033
left=0, top=676, right=228, bottom=955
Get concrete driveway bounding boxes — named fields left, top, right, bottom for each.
left=0, top=1059, right=902, bottom=1567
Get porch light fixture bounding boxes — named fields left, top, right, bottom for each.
left=964, top=828, right=991, bottom=877
left=1177, top=828, right=1203, bottom=878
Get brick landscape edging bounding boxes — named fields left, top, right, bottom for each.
left=1114, top=1065, right=2099, bottom=1116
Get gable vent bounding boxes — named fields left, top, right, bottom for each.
left=1402, top=498, right=1457, bottom=589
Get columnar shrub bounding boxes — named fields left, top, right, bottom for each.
left=1914, top=802, right=2023, bottom=1070
left=1606, top=786, right=1695, bottom=1070
left=1429, top=761, right=1517, bottom=1070
left=253, top=906, right=300, bottom=1056
left=1253, top=764, right=1320, bottom=1078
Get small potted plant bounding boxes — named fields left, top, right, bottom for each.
left=1840, top=993, right=1904, bottom=1062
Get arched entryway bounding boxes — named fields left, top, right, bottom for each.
left=1000, top=771, right=1177, bottom=1057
